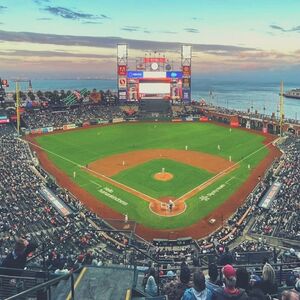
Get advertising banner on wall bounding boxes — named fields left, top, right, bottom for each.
left=144, top=57, right=166, bottom=63
left=39, top=187, right=72, bottom=216
left=166, top=71, right=183, bottom=79
left=182, top=78, right=191, bottom=88
left=118, top=91, right=127, bottom=100
left=181, top=45, right=192, bottom=102
left=118, top=65, right=127, bottom=76
left=182, top=66, right=191, bottom=77
left=118, top=77, right=127, bottom=89
left=0, top=118, right=9, bottom=124
left=63, top=124, right=76, bottom=131
left=182, top=89, right=191, bottom=101
left=127, top=71, right=143, bottom=78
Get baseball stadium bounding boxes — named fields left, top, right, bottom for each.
left=0, top=45, right=299, bottom=300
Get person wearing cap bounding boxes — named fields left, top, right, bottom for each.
left=162, top=266, right=191, bottom=300
left=182, top=268, right=213, bottom=300
left=1, top=238, right=37, bottom=271
left=215, top=264, right=248, bottom=300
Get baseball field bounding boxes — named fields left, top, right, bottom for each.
left=32, top=122, right=274, bottom=235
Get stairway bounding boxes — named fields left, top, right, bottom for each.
left=51, top=266, right=135, bottom=300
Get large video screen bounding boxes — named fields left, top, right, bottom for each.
left=139, top=82, right=170, bottom=94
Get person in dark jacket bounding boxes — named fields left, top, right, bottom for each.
left=215, top=264, right=248, bottom=300
left=236, top=267, right=252, bottom=293
left=1, top=238, right=37, bottom=270
left=219, top=246, right=235, bottom=266
left=206, top=263, right=223, bottom=295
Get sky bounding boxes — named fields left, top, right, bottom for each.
left=0, top=0, right=300, bottom=79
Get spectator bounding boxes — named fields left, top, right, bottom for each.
left=206, top=263, right=222, bottom=294
left=145, top=267, right=158, bottom=297
left=1, top=238, right=37, bottom=270
left=236, top=267, right=251, bottom=293
left=219, top=246, right=235, bottom=266
left=254, top=263, right=277, bottom=295
left=163, top=266, right=191, bottom=300
left=182, top=268, right=213, bottom=300
left=281, top=290, right=300, bottom=300
left=215, top=264, right=248, bottom=300
left=247, top=288, right=269, bottom=300
left=295, top=278, right=300, bottom=293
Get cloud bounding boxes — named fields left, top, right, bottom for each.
left=270, top=24, right=300, bottom=33
left=36, top=17, right=52, bottom=20
left=100, top=14, right=110, bottom=19
left=270, top=25, right=286, bottom=32
left=0, top=29, right=257, bottom=55
left=43, top=6, right=109, bottom=21
left=0, top=49, right=115, bottom=59
left=0, top=5, right=7, bottom=12
left=192, top=17, right=202, bottom=21
left=160, top=30, right=177, bottom=34
left=33, top=0, right=50, bottom=4
left=121, top=26, right=140, bottom=32
left=82, top=21, right=102, bottom=25
left=184, top=28, right=200, bottom=33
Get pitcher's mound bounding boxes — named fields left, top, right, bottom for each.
left=153, top=172, right=174, bottom=181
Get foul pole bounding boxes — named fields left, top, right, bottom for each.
left=279, top=81, right=284, bottom=136
left=15, top=81, right=20, bottom=136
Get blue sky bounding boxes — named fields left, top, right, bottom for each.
left=0, top=0, right=300, bottom=79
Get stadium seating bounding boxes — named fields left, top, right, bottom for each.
left=0, top=100, right=299, bottom=299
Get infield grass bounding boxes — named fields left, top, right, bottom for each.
left=112, top=159, right=213, bottom=198
left=35, top=122, right=269, bottom=229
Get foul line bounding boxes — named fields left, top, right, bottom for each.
left=25, top=138, right=160, bottom=204
left=176, top=139, right=275, bottom=202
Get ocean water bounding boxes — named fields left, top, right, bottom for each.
left=6, top=78, right=300, bottom=119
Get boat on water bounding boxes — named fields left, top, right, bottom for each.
left=281, top=89, right=300, bottom=99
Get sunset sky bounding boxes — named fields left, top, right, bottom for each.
left=0, top=0, right=300, bottom=79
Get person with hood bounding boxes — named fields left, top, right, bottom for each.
left=145, top=267, right=158, bottom=297
left=182, top=268, right=213, bottom=300
left=215, top=264, right=248, bottom=300
left=254, top=262, right=277, bottom=295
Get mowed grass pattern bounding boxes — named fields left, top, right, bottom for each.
left=36, top=123, right=269, bottom=229
left=112, top=159, right=213, bottom=198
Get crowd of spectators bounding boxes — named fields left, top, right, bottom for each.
left=250, top=138, right=300, bottom=241
left=22, top=104, right=125, bottom=129
left=0, top=124, right=137, bottom=274
left=155, top=262, right=299, bottom=300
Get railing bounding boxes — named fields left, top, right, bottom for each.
left=4, top=268, right=79, bottom=300
left=0, top=267, right=50, bottom=300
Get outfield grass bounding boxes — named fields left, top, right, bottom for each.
left=36, top=122, right=269, bottom=229
left=112, top=159, right=213, bottom=198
